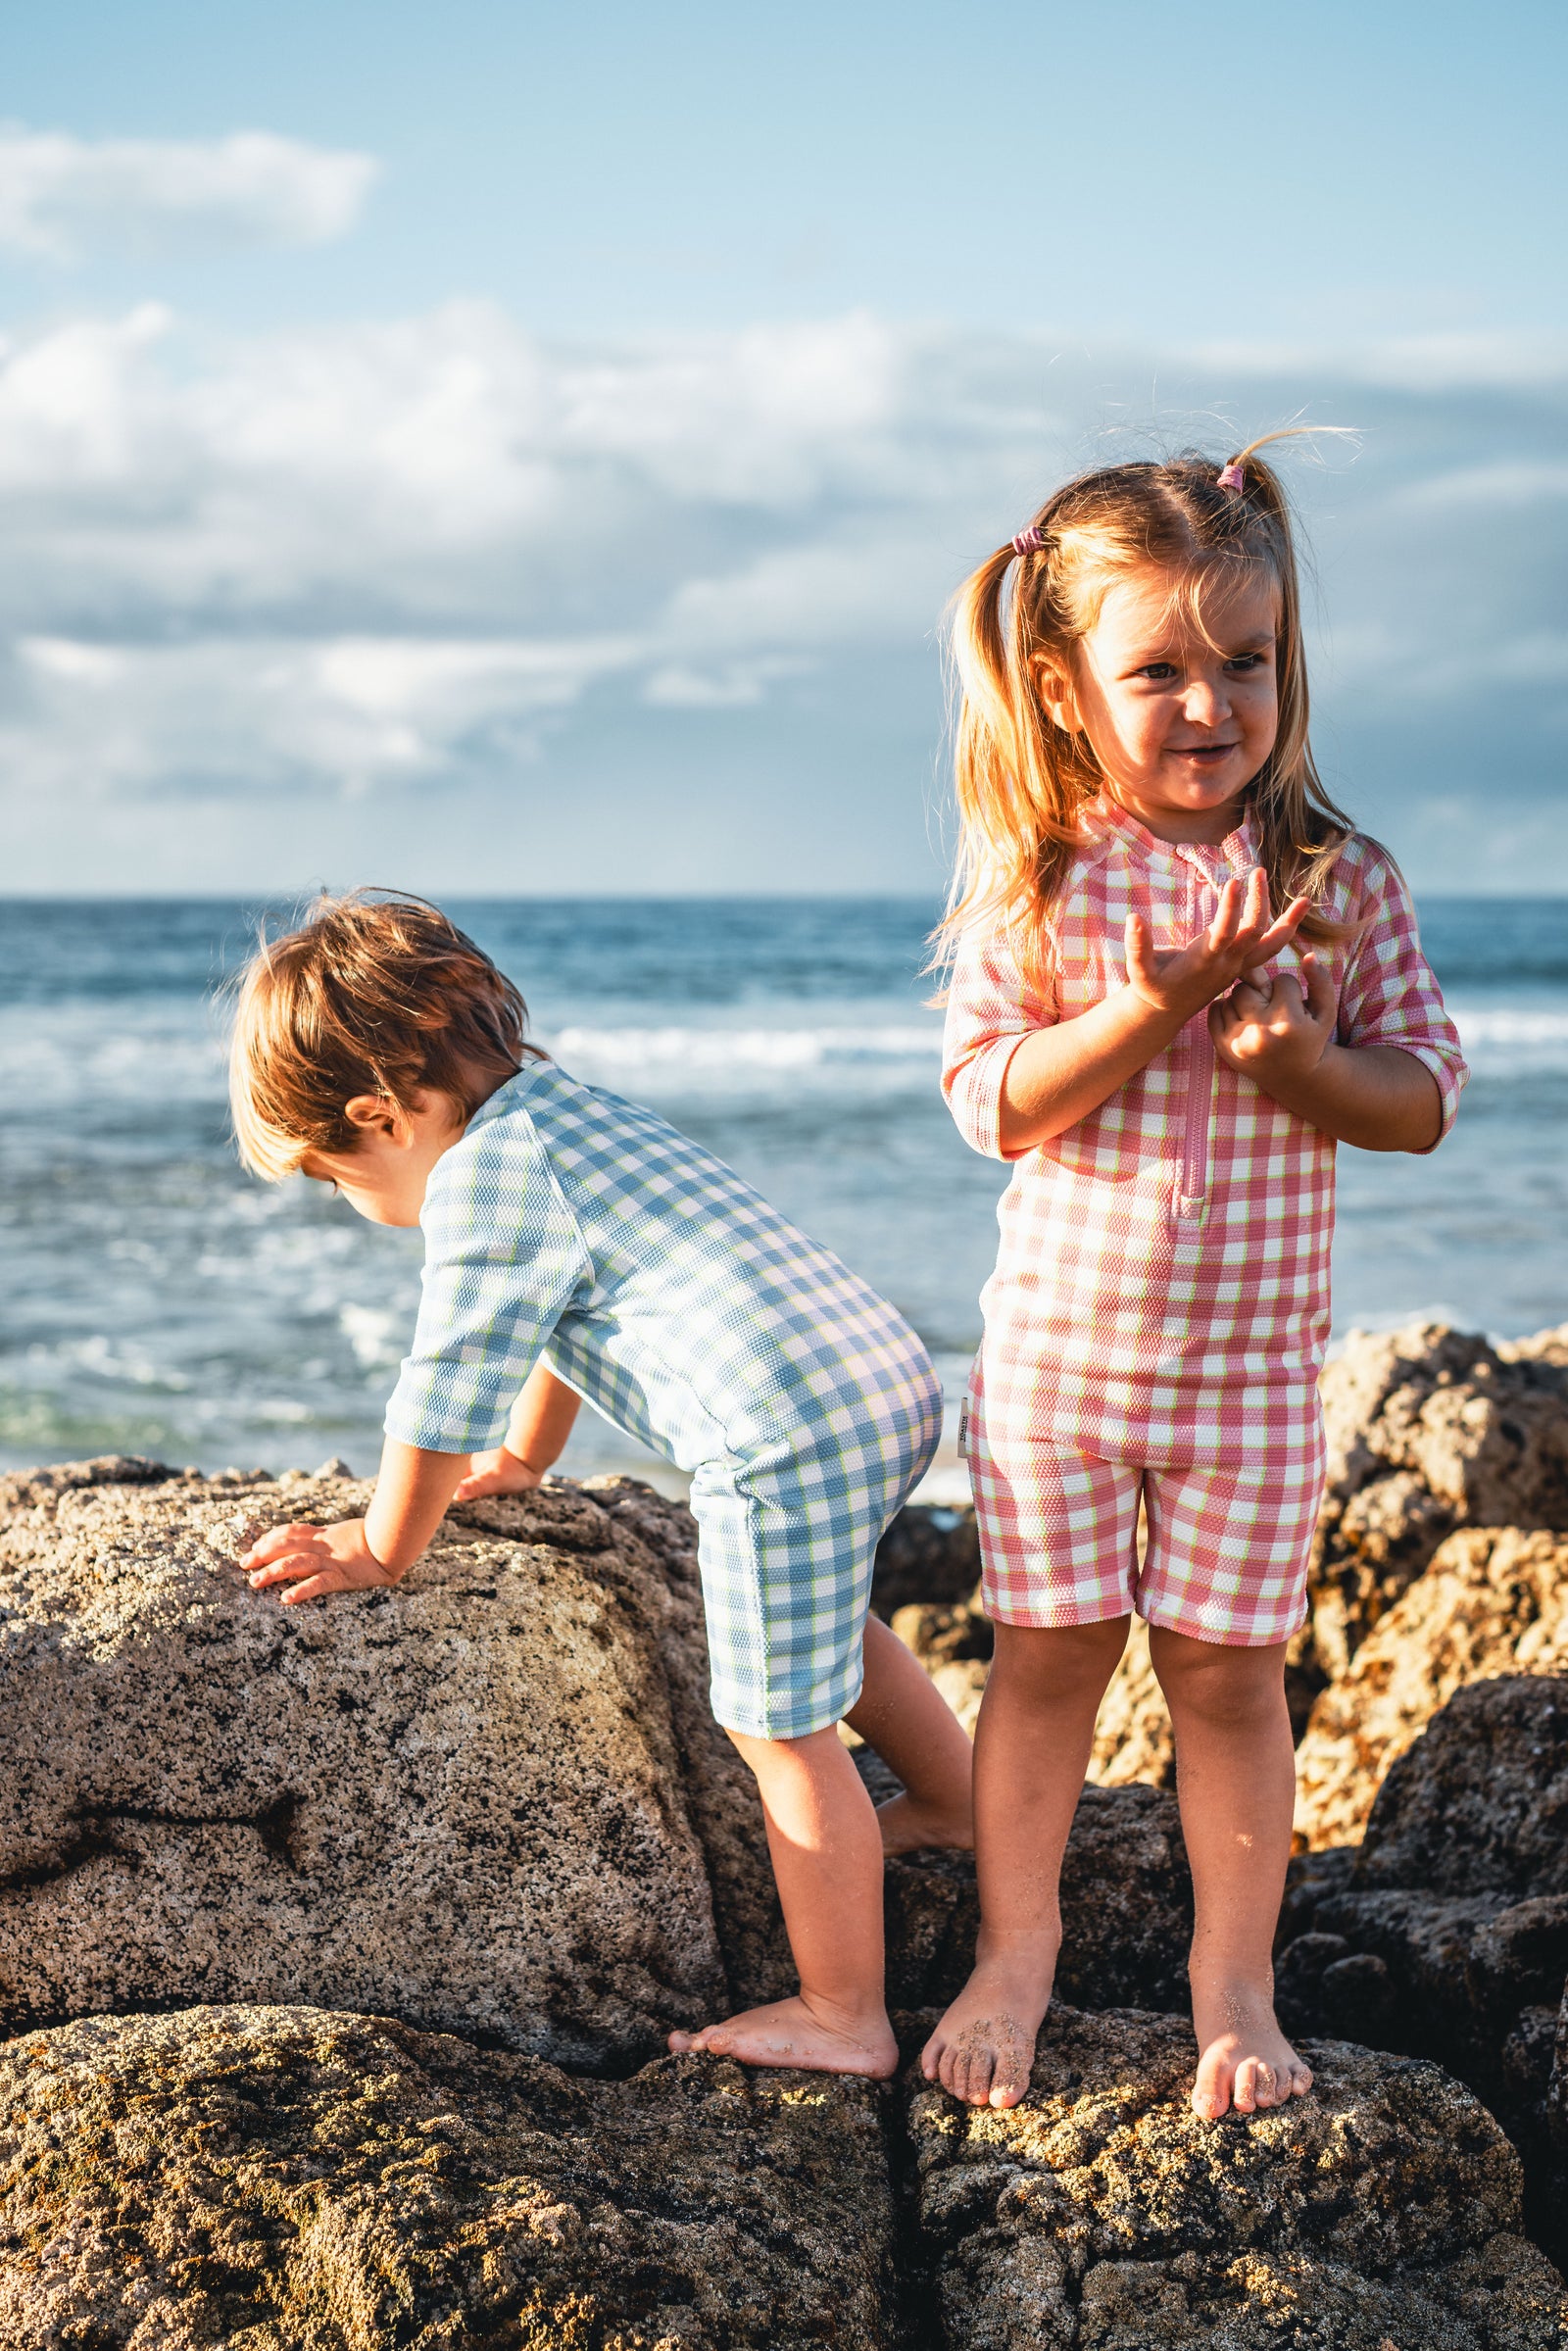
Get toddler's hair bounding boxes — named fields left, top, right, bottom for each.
left=229, top=891, right=531, bottom=1181
left=940, top=429, right=1354, bottom=974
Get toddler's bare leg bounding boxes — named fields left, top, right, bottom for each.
left=921, top=1616, right=1129, bottom=2109
left=1149, top=1627, right=1313, bottom=2119
left=847, top=1612, right=975, bottom=1854
left=667, top=1725, right=898, bottom=2077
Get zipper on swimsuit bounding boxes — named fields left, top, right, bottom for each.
left=1174, top=866, right=1213, bottom=1225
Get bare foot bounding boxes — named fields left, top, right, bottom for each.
left=1191, top=1982, right=1313, bottom=2120
left=919, top=1944, right=1055, bottom=2109
left=876, top=1789, right=974, bottom=1857
left=667, top=1994, right=898, bottom=2079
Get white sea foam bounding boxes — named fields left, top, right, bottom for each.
left=1448, top=1003, right=1568, bottom=1070
left=551, top=1022, right=942, bottom=1074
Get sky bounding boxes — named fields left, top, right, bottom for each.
left=0, top=0, right=1563, bottom=896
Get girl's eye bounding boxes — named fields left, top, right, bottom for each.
left=1225, top=653, right=1266, bottom=673
left=1136, top=662, right=1179, bottom=681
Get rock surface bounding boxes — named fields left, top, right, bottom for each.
left=0, top=1459, right=735, bottom=2064
left=1279, top=1679, right=1568, bottom=2257
left=1295, top=1528, right=1568, bottom=1847
left=877, top=1781, right=1194, bottom=2017
left=906, top=2003, right=1568, bottom=2348
left=0, top=2003, right=896, bottom=2350
left=1309, top=1324, right=1568, bottom=1690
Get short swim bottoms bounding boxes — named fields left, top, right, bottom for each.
left=965, top=1385, right=1322, bottom=1648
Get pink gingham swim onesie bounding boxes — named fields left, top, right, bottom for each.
left=943, top=802, right=1468, bottom=1647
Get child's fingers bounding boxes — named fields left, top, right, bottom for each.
left=1204, top=874, right=1247, bottom=956
left=247, top=1543, right=328, bottom=1589
left=1123, top=910, right=1153, bottom=989
left=276, top=1570, right=346, bottom=1605
left=1250, top=896, right=1311, bottom=959
left=1300, top=950, right=1338, bottom=1028
left=243, top=1520, right=321, bottom=1568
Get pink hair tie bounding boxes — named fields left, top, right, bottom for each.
left=1011, top=524, right=1047, bottom=557
left=1216, top=460, right=1246, bottom=493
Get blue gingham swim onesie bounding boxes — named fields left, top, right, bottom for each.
left=383, top=1061, right=942, bottom=1738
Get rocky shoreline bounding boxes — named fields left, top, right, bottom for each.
left=1, top=1318, right=1566, bottom=2346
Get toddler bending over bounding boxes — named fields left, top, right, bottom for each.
left=230, top=892, right=973, bottom=2079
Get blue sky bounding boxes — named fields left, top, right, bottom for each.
left=0, top=0, right=1563, bottom=893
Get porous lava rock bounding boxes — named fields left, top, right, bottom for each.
left=878, top=1782, right=1194, bottom=2017
left=0, top=2003, right=897, bottom=2350
left=1087, top=1614, right=1176, bottom=1789
left=1295, top=1529, right=1568, bottom=1848
left=1307, top=1324, right=1568, bottom=1690
left=0, top=1458, right=738, bottom=2064
left=1279, top=1679, right=1568, bottom=2254
left=905, top=2003, right=1568, bottom=2348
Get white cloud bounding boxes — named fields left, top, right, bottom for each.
left=0, top=128, right=377, bottom=259
left=0, top=299, right=1562, bottom=890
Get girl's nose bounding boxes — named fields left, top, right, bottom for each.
left=1183, top=674, right=1231, bottom=726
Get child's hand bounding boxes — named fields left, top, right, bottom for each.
left=1125, top=869, right=1309, bottom=1022
left=451, top=1445, right=546, bottom=1501
left=1209, top=951, right=1337, bottom=1081
left=243, top=1517, right=401, bottom=1605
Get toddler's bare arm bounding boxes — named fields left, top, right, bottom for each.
left=243, top=1438, right=468, bottom=1603
left=453, top=1361, right=582, bottom=1499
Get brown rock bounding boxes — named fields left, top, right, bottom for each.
left=1087, top=1614, right=1175, bottom=1789
left=1352, top=1675, right=1568, bottom=1900
left=0, top=2003, right=896, bottom=2350
left=882, top=1783, right=1193, bottom=2017
left=872, top=1502, right=982, bottom=1618
left=890, top=1590, right=991, bottom=1737
left=1294, top=1530, right=1568, bottom=1848
left=906, top=2003, right=1568, bottom=2349
left=0, top=1458, right=735, bottom=2063
left=1309, top=1325, right=1568, bottom=1686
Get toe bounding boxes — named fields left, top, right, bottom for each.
left=1290, top=2064, right=1314, bottom=2098
left=1192, top=2057, right=1233, bottom=2120
left=919, top=2033, right=945, bottom=2082
left=966, top=2047, right=997, bottom=2108
left=990, top=2057, right=1030, bottom=2110
left=1233, top=2059, right=1261, bottom=2113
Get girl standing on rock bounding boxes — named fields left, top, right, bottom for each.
left=922, top=436, right=1467, bottom=2119
left=228, top=893, right=973, bottom=2080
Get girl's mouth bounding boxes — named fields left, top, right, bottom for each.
left=1172, top=743, right=1239, bottom=762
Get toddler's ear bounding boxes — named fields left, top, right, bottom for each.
left=343, top=1093, right=408, bottom=1142
left=1031, top=652, right=1078, bottom=733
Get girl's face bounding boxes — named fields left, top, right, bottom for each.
left=1041, top=564, right=1281, bottom=845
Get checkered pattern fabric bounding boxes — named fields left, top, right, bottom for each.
left=945, top=805, right=1467, bottom=1641
left=384, top=1060, right=942, bottom=1736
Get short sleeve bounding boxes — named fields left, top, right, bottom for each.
left=1336, top=849, right=1468, bottom=1153
left=941, top=918, right=1055, bottom=1161
left=383, top=1112, right=592, bottom=1452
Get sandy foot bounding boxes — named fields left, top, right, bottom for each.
left=875, top=1789, right=974, bottom=1857
left=668, top=1994, right=899, bottom=2078
left=1191, top=1980, right=1314, bottom=2118
left=919, top=1947, right=1055, bottom=2109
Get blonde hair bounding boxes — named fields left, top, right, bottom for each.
left=938, top=429, right=1355, bottom=977
left=228, top=891, right=533, bottom=1181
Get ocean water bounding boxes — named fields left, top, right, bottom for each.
left=1, top=897, right=1564, bottom=1493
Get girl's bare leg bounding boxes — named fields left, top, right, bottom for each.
left=847, top=1612, right=975, bottom=1854
left=667, top=1725, right=898, bottom=2076
left=920, top=1616, right=1130, bottom=2108
left=1149, top=1627, right=1313, bottom=2119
